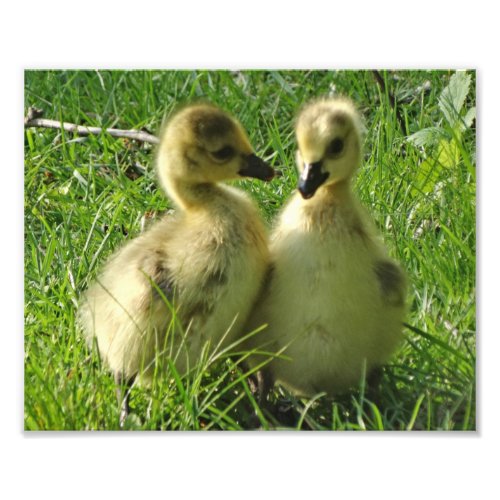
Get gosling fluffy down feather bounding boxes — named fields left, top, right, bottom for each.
left=78, top=103, right=274, bottom=384
left=246, top=97, right=407, bottom=397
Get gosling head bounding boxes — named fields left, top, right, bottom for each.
left=157, top=103, right=274, bottom=190
left=295, top=97, right=362, bottom=199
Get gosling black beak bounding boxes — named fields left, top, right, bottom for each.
left=298, top=161, right=329, bottom=199
left=238, top=154, right=275, bottom=181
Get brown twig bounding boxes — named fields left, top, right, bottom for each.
left=24, top=106, right=159, bottom=145
left=372, top=70, right=408, bottom=136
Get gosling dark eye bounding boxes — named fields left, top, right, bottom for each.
left=211, top=145, right=235, bottom=161
left=326, top=138, right=344, bottom=157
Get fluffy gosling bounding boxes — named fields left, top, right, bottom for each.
left=78, top=103, right=274, bottom=423
left=246, top=97, right=406, bottom=399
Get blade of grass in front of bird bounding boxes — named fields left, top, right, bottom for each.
left=407, top=393, right=426, bottom=430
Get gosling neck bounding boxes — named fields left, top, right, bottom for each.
left=164, top=176, right=226, bottom=212
left=298, top=178, right=356, bottom=233
left=308, top=178, right=353, bottom=206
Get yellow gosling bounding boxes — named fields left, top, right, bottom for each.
left=246, top=97, right=406, bottom=398
left=78, top=103, right=274, bottom=421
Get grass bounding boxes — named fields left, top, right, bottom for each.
left=24, top=69, right=476, bottom=430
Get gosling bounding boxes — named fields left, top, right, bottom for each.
left=78, top=103, right=274, bottom=422
left=246, top=97, right=406, bottom=398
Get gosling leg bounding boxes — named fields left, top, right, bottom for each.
left=248, top=369, right=273, bottom=405
left=246, top=369, right=274, bottom=428
left=365, top=366, right=385, bottom=407
left=115, top=372, right=134, bottom=429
